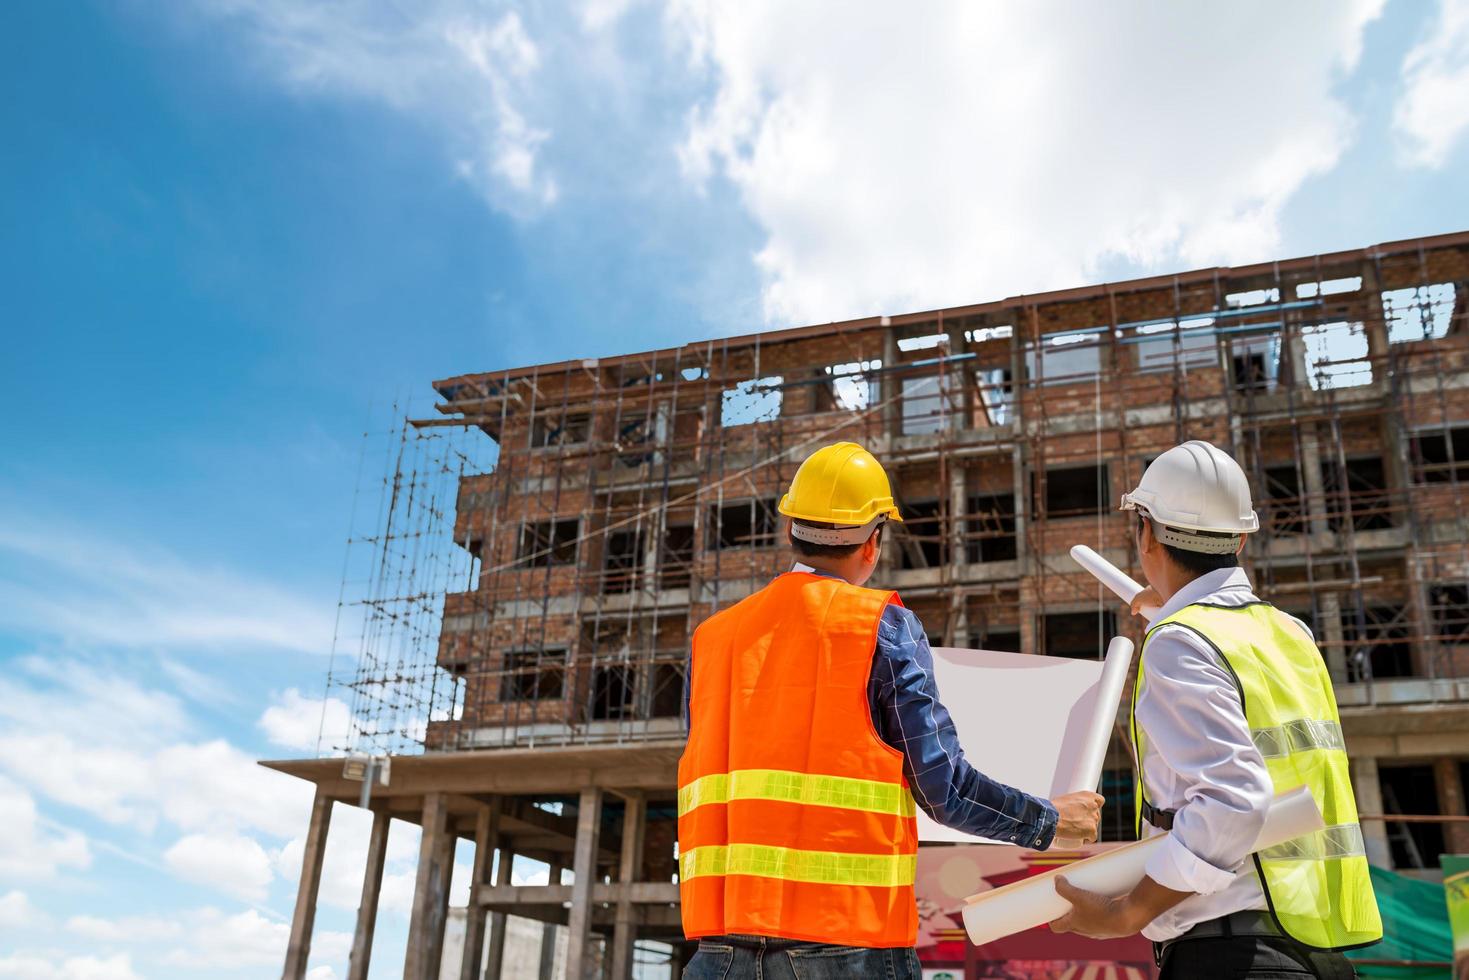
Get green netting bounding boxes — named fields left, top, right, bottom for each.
left=1345, top=865, right=1452, bottom=978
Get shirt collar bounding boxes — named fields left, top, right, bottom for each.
left=1154, top=566, right=1254, bottom=622
left=790, top=561, right=849, bottom=583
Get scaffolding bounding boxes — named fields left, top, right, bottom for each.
left=321, top=233, right=1469, bottom=803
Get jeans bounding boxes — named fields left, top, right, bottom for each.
left=683, top=934, right=922, bottom=980
left=1160, top=936, right=1357, bottom=979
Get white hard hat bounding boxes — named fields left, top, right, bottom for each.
left=1120, top=441, right=1259, bottom=550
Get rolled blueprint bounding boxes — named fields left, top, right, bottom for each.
left=960, top=786, right=1324, bottom=947
left=1070, top=545, right=1160, bottom=621
left=1065, top=635, right=1134, bottom=795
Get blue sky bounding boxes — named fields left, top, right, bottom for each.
left=1, top=1, right=1467, bottom=976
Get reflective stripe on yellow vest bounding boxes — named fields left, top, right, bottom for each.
left=1131, top=601, right=1383, bottom=951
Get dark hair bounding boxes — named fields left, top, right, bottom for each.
left=789, top=519, right=882, bottom=560
left=1137, top=514, right=1240, bottom=576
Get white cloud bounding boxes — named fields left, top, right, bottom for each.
left=0, top=952, right=141, bottom=980
left=160, top=907, right=349, bottom=970
left=0, top=890, right=38, bottom=929
left=0, top=516, right=333, bottom=654
left=275, top=803, right=422, bottom=913
left=164, top=831, right=275, bottom=902
left=670, top=0, right=1386, bottom=325
left=1395, top=0, right=1469, bottom=167
left=260, top=688, right=359, bottom=753
left=180, top=0, right=557, bottom=211
left=0, top=775, right=90, bottom=879
left=66, top=913, right=183, bottom=943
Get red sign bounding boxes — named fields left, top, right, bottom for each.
left=917, top=843, right=1156, bottom=979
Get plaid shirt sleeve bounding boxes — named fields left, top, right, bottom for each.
left=868, top=603, right=1059, bottom=848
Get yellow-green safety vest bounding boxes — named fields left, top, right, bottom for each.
left=1131, top=601, right=1383, bottom=951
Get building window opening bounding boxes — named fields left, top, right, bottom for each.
left=896, top=499, right=947, bottom=569
left=966, top=493, right=1017, bottom=562
left=1323, top=456, right=1395, bottom=532
left=532, top=413, right=590, bottom=448
left=1038, top=464, right=1109, bottom=519
left=721, top=377, right=783, bottom=427
left=1412, top=427, right=1469, bottom=484
left=1379, top=764, right=1444, bottom=869
left=1384, top=283, right=1456, bottom=343
left=1261, top=464, right=1305, bottom=536
left=1430, top=584, right=1469, bottom=644
left=658, top=522, right=695, bottom=589
left=1040, top=611, right=1116, bottom=660
left=709, top=498, right=778, bottom=550
left=603, top=529, right=644, bottom=594
left=590, top=665, right=636, bottom=720
left=501, top=648, right=565, bottom=702
left=518, top=519, right=579, bottom=567
left=1342, top=605, right=1412, bottom=681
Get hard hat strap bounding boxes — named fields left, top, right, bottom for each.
left=790, top=515, right=887, bottom=546
left=1153, top=522, right=1244, bottom=555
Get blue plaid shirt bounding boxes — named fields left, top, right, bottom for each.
left=685, top=568, right=1058, bottom=849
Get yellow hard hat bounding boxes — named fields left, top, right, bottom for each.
left=777, top=442, right=904, bottom=527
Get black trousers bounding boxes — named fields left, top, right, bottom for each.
left=1159, top=936, right=1357, bottom=979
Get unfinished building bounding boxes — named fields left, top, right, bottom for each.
left=267, top=230, right=1469, bottom=979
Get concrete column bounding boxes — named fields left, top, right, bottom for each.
left=346, top=807, right=391, bottom=980
left=566, top=787, right=605, bottom=980
left=1317, top=591, right=1349, bottom=683
left=1359, top=259, right=1391, bottom=369
left=282, top=787, right=333, bottom=980
left=946, top=463, right=969, bottom=646
left=881, top=327, right=899, bottom=439
left=1351, top=756, right=1393, bottom=868
left=433, top=824, right=457, bottom=974
left=404, top=793, right=452, bottom=980
left=460, top=801, right=502, bottom=980
left=946, top=326, right=968, bottom=433
left=1297, top=425, right=1330, bottom=538
left=1436, top=758, right=1469, bottom=855
left=610, top=793, right=646, bottom=980
left=483, top=843, right=515, bottom=980
left=539, top=864, right=563, bottom=980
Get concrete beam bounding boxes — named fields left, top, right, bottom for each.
left=346, top=807, right=391, bottom=980
left=282, top=787, right=333, bottom=980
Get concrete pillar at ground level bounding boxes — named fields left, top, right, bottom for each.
left=566, top=787, right=604, bottom=980
left=610, top=792, right=647, bottom=980
left=483, top=842, right=516, bottom=980
left=1351, top=756, right=1393, bottom=869
left=539, top=864, right=563, bottom=980
left=461, top=800, right=502, bottom=980
left=1435, top=757, right=1469, bottom=856
left=404, top=793, right=453, bottom=980
left=282, top=787, right=333, bottom=980
left=346, top=807, right=391, bottom=980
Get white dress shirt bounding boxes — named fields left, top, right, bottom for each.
left=1133, top=567, right=1311, bottom=942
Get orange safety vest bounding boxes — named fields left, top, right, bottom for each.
left=678, top=571, right=919, bottom=948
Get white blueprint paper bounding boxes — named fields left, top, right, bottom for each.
left=919, top=637, right=1134, bottom=843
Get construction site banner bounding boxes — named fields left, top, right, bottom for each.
left=917, top=842, right=1154, bottom=979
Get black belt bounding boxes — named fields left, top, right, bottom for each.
left=1141, top=797, right=1176, bottom=831
left=1153, top=911, right=1282, bottom=967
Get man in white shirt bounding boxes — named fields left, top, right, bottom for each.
left=1049, top=441, right=1378, bottom=979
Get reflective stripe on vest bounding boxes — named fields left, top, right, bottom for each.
left=679, top=769, right=918, bottom=819
left=680, top=844, right=918, bottom=888
left=677, top=572, right=918, bottom=947
left=1132, top=601, right=1383, bottom=952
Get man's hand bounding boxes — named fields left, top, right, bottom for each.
left=1130, top=585, right=1163, bottom=618
left=1048, top=877, right=1141, bottom=939
left=1049, top=791, right=1103, bottom=847
left=1049, top=874, right=1193, bottom=939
